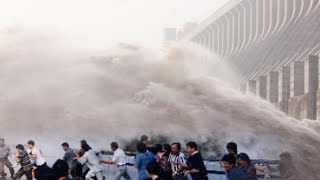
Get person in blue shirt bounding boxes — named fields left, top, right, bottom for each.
left=135, top=142, right=156, bottom=180
left=221, top=154, right=247, bottom=180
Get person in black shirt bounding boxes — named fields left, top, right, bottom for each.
left=181, top=142, right=208, bottom=180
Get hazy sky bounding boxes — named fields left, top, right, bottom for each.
left=0, top=0, right=229, bottom=49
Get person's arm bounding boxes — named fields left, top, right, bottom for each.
left=254, top=164, right=271, bottom=179
left=185, top=168, right=201, bottom=176
left=75, top=153, right=87, bottom=165
left=29, top=149, right=38, bottom=159
left=175, top=154, right=186, bottom=174
left=266, top=162, right=279, bottom=172
left=99, top=159, right=113, bottom=164
left=134, top=154, right=141, bottom=169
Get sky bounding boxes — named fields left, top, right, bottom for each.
left=0, top=0, right=229, bottom=49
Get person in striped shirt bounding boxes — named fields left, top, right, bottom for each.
left=168, top=143, right=187, bottom=180
left=14, top=144, right=33, bottom=180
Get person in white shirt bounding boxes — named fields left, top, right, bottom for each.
left=27, top=140, right=46, bottom=167
left=99, top=142, right=131, bottom=180
left=75, top=143, right=103, bottom=180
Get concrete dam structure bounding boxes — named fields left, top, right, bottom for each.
left=183, top=0, right=320, bottom=120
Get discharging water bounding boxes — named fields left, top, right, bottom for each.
left=0, top=30, right=320, bottom=179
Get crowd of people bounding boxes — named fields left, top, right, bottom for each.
left=0, top=136, right=297, bottom=180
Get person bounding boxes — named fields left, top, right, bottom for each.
left=237, top=153, right=270, bottom=180
left=99, top=142, right=131, bottom=180
left=168, top=143, right=186, bottom=180
left=226, top=142, right=238, bottom=157
left=14, top=144, right=33, bottom=180
left=163, top=144, right=171, bottom=155
left=140, top=135, right=150, bottom=147
left=221, top=154, right=246, bottom=180
left=61, top=142, right=78, bottom=178
left=266, top=152, right=297, bottom=180
left=52, top=159, right=72, bottom=180
left=146, top=161, right=165, bottom=180
left=182, top=142, right=208, bottom=180
left=155, top=144, right=164, bottom=160
left=135, top=142, right=156, bottom=180
left=75, top=143, right=103, bottom=180
left=159, top=153, right=173, bottom=180
left=27, top=140, right=48, bottom=178
left=0, top=138, right=14, bottom=179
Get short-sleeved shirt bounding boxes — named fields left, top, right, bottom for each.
left=27, top=147, right=46, bottom=166
left=0, top=144, right=10, bottom=159
left=227, top=166, right=247, bottom=180
left=18, top=150, right=33, bottom=171
left=168, top=152, right=186, bottom=175
left=186, top=152, right=207, bottom=180
left=78, top=149, right=103, bottom=173
left=112, top=148, right=127, bottom=166
left=63, top=148, right=77, bottom=169
left=135, top=152, right=156, bottom=180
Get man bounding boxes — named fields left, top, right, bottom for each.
left=75, top=143, right=103, bottom=180
left=14, top=144, right=33, bottom=180
left=99, top=142, right=131, bottom=180
left=0, top=138, right=14, bottom=179
left=61, top=142, right=77, bottom=178
left=226, top=142, right=238, bottom=157
left=267, top=152, right=297, bottom=180
left=168, top=143, right=187, bottom=180
left=221, top=154, right=246, bottom=180
left=140, top=135, right=150, bottom=147
left=27, top=140, right=48, bottom=178
left=183, top=142, right=207, bottom=180
left=52, top=159, right=72, bottom=180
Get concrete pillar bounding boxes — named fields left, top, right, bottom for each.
left=290, top=61, right=304, bottom=97
left=247, top=80, right=256, bottom=94
left=267, top=71, right=278, bottom=103
left=256, top=76, right=267, bottom=99
left=303, top=55, right=319, bottom=119
left=278, top=66, right=290, bottom=113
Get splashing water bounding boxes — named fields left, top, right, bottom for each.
left=0, top=29, right=320, bottom=179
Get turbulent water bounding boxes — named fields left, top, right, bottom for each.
left=0, top=29, right=320, bottom=179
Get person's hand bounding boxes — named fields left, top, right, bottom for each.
left=172, top=172, right=177, bottom=178
left=98, top=160, right=104, bottom=164
left=264, top=174, right=271, bottom=179
left=184, top=170, right=190, bottom=176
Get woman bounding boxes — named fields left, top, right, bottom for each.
left=135, top=142, right=156, bottom=180
left=237, top=153, right=271, bottom=180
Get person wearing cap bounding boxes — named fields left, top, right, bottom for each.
left=99, top=142, right=131, bottom=180
left=221, top=154, right=246, bottom=180
left=14, top=144, right=33, bottom=180
left=0, top=138, right=14, bottom=179
left=61, top=142, right=78, bottom=178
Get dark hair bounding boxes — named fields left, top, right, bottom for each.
left=162, top=152, right=170, bottom=158
left=80, top=140, right=92, bottom=150
left=280, top=152, right=292, bottom=160
left=163, top=144, right=171, bottom=153
left=171, top=142, right=181, bottom=150
left=137, top=142, right=147, bottom=153
left=146, top=161, right=161, bottom=175
left=147, top=146, right=158, bottom=155
left=155, top=144, right=163, bottom=153
left=81, top=143, right=92, bottom=152
left=52, top=159, right=69, bottom=178
left=61, top=142, right=69, bottom=147
left=111, top=142, right=118, bottom=149
left=27, top=140, right=35, bottom=146
left=238, top=153, right=251, bottom=165
left=140, top=135, right=149, bottom=142
left=186, top=141, right=198, bottom=151
left=16, top=144, right=24, bottom=150
left=221, top=154, right=236, bottom=165
left=226, top=142, right=237, bottom=153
